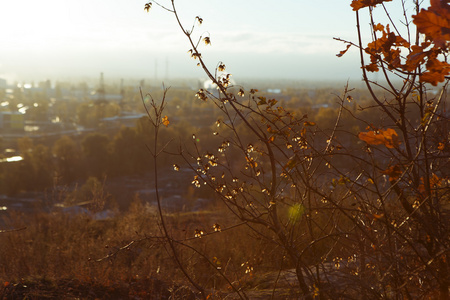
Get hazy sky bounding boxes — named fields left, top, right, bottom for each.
left=0, top=0, right=421, bottom=84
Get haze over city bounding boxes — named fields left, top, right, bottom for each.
left=0, top=0, right=419, bottom=84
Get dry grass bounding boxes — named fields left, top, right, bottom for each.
left=0, top=198, right=300, bottom=298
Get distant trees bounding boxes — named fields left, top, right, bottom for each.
left=81, top=133, right=111, bottom=178
left=0, top=106, right=229, bottom=195
left=28, top=144, right=53, bottom=189
left=53, top=135, right=80, bottom=183
left=111, top=126, right=148, bottom=175
left=1, top=137, right=53, bottom=194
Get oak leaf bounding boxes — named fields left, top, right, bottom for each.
left=358, top=128, right=400, bottom=148
left=381, top=164, right=402, bottom=182
left=418, top=173, right=443, bottom=195
left=373, top=23, right=385, bottom=31
left=364, top=63, right=379, bottom=72
left=421, top=56, right=450, bottom=86
left=336, top=44, right=351, bottom=57
left=403, top=44, right=430, bottom=72
left=413, top=2, right=450, bottom=47
left=351, top=0, right=392, bottom=11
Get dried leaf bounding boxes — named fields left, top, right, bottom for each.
left=413, top=4, right=450, bottom=47
left=421, top=56, right=450, bottom=86
left=381, top=164, right=402, bottom=182
left=364, top=62, right=379, bottom=72
left=358, top=128, right=400, bottom=148
left=336, top=44, right=351, bottom=57
left=373, top=23, right=385, bottom=31
left=162, top=115, right=170, bottom=127
left=351, top=0, right=393, bottom=11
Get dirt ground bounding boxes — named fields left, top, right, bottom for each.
left=0, top=277, right=198, bottom=300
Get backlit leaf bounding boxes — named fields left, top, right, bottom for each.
left=421, top=56, right=450, bottom=86
left=351, top=0, right=392, bottom=11
left=381, top=164, right=402, bottom=182
left=364, top=63, right=379, bottom=72
left=213, top=223, right=221, bottom=232
left=413, top=3, right=450, bottom=47
left=373, top=23, right=385, bottom=31
left=418, top=173, right=443, bottom=195
left=336, top=44, right=351, bottom=57
left=358, top=128, right=400, bottom=148
left=403, top=44, right=430, bottom=72
left=162, top=115, right=170, bottom=127
left=257, top=97, right=267, bottom=105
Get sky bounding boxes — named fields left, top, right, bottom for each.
left=0, top=0, right=421, bottom=84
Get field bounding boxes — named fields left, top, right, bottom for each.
left=0, top=197, right=309, bottom=299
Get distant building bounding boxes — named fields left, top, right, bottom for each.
left=88, top=94, right=123, bottom=102
left=0, top=78, right=6, bottom=89
left=100, top=113, right=146, bottom=128
left=0, top=111, right=24, bottom=131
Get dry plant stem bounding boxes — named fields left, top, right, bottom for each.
left=145, top=0, right=449, bottom=298
left=169, top=2, right=314, bottom=296
left=95, top=237, right=163, bottom=262
left=356, top=2, right=449, bottom=298
left=171, top=239, right=248, bottom=300
left=0, top=227, right=27, bottom=234
left=355, top=11, right=398, bottom=126
left=141, top=87, right=207, bottom=298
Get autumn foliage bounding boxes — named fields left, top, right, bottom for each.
left=111, top=1, right=450, bottom=299
left=351, top=0, right=393, bottom=11
left=358, top=127, right=400, bottom=148
left=349, top=0, right=450, bottom=85
left=134, top=0, right=450, bottom=298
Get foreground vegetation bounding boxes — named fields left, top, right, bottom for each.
left=0, top=200, right=306, bottom=299
left=1, top=0, right=449, bottom=299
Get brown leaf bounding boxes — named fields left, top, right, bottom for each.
left=413, top=3, right=450, bottom=47
left=162, top=115, right=170, bottom=127
left=421, top=56, right=450, bottom=86
left=336, top=44, right=351, bottom=57
left=351, top=0, right=393, bottom=11
left=381, top=164, right=402, bottom=182
left=373, top=23, right=385, bottom=31
left=403, top=44, right=430, bottom=72
left=364, top=63, right=379, bottom=72
left=358, top=128, right=400, bottom=148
